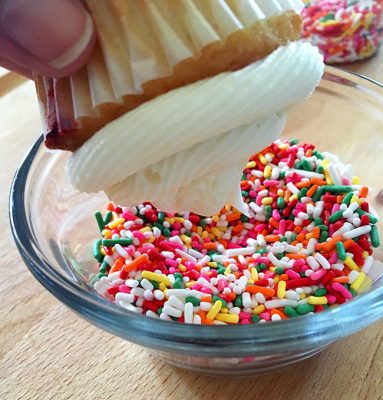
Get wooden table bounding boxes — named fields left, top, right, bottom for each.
left=1, top=53, right=382, bottom=400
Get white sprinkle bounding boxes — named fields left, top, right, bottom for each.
left=242, top=292, right=252, bottom=308
left=154, top=290, right=165, bottom=301
left=229, top=307, right=241, bottom=315
left=255, top=293, right=266, bottom=303
left=175, top=249, right=197, bottom=263
left=289, top=169, right=325, bottom=179
left=287, top=182, right=300, bottom=195
left=146, top=310, right=159, bottom=319
left=160, top=312, right=173, bottom=321
left=328, top=163, right=342, bottom=186
left=200, top=302, right=212, bottom=311
left=343, top=225, right=371, bottom=239
left=141, top=278, right=154, bottom=291
left=333, top=222, right=354, bottom=237
left=136, top=297, right=144, bottom=307
left=313, top=201, right=324, bottom=218
left=144, top=289, right=154, bottom=301
left=285, top=290, right=300, bottom=301
left=265, top=299, right=298, bottom=309
left=332, top=263, right=345, bottom=271
left=270, top=245, right=285, bottom=254
left=131, top=287, right=145, bottom=297
left=348, top=270, right=360, bottom=284
left=268, top=252, right=288, bottom=268
left=119, top=302, right=138, bottom=312
left=193, top=314, right=202, bottom=325
left=163, top=304, right=182, bottom=318
left=115, top=292, right=134, bottom=303
left=257, top=234, right=266, bottom=247
left=271, top=314, right=282, bottom=321
left=250, top=202, right=263, bottom=214
left=188, top=249, right=204, bottom=259
left=225, top=247, right=255, bottom=257
left=314, top=252, right=331, bottom=269
left=184, top=302, right=194, bottom=324
left=362, top=256, right=374, bottom=274
left=306, top=238, right=318, bottom=255
left=307, top=256, right=320, bottom=270
left=305, top=269, right=314, bottom=277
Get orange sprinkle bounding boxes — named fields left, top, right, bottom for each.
left=245, top=286, right=275, bottom=297
left=296, top=181, right=311, bottom=189
left=226, top=212, right=241, bottom=223
left=311, top=178, right=327, bottom=186
left=200, top=296, right=212, bottom=303
left=312, top=227, right=321, bottom=239
left=306, top=148, right=313, bottom=157
left=265, top=235, right=280, bottom=243
left=307, top=184, right=319, bottom=198
left=123, top=254, right=149, bottom=273
left=269, top=218, right=279, bottom=230
left=110, top=258, right=124, bottom=273
left=296, top=232, right=305, bottom=241
left=295, top=227, right=303, bottom=235
left=284, top=189, right=292, bottom=203
left=322, top=236, right=342, bottom=253
left=203, top=242, right=216, bottom=250
left=333, top=276, right=349, bottom=284
left=336, top=195, right=343, bottom=204
left=360, top=186, right=369, bottom=198
left=232, top=224, right=245, bottom=234
left=285, top=253, right=307, bottom=260
left=107, top=202, right=115, bottom=211
left=280, top=274, right=289, bottom=281
left=270, top=308, right=288, bottom=319
left=344, top=239, right=355, bottom=250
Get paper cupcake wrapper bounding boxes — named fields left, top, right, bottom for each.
left=37, top=0, right=303, bottom=151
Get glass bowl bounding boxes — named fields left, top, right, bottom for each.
left=10, top=67, right=383, bottom=376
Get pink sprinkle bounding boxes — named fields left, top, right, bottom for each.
left=279, top=220, right=286, bottom=234
left=133, top=231, right=145, bottom=241
left=331, top=204, right=340, bottom=214
left=286, top=269, right=301, bottom=279
left=165, top=259, right=178, bottom=268
left=332, top=282, right=353, bottom=300
left=217, top=279, right=228, bottom=292
left=239, top=311, right=252, bottom=319
left=200, top=287, right=213, bottom=295
left=310, top=268, right=327, bottom=281
left=293, top=259, right=306, bottom=268
left=119, top=284, right=131, bottom=294
left=259, top=312, right=271, bottom=321
left=272, top=209, right=281, bottom=221
left=264, top=180, right=279, bottom=187
left=240, top=319, right=251, bottom=324
left=191, top=284, right=202, bottom=291
left=326, top=294, right=337, bottom=305
left=169, top=267, right=176, bottom=274
left=328, top=252, right=338, bottom=264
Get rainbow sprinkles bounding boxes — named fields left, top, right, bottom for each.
left=91, top=139, right=380, bottom=325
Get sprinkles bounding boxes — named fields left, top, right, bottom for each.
left=91, top=139, right=380, bottom=325
left=302, top=0, right=383, bottom=63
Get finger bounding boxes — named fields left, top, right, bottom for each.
left=0, top=0, right=96, bottom=78
left=0, top=54, right=32, bottom=79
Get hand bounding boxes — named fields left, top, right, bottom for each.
left=0, top=0, right=96, bottom=78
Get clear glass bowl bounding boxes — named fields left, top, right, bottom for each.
left=10, top=67, right=383, bottom=376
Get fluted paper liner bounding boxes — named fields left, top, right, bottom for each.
left=36, top=0, right=303, bottom=151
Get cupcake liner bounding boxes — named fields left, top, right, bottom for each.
left=37, top=0, right=303, bottom=151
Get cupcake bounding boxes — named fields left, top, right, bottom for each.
left=302, top=0, right=383, bottom=64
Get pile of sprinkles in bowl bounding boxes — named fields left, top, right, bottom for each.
left=302, top=0, right=383, bottom=64
left=91, top=139, right=380, bottom=325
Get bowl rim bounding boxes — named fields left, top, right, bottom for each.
left=9, top=66, right=383, bottom=357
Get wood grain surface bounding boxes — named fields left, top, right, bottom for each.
left=0, top=52, right=382, bottom=400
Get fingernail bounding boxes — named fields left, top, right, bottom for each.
left=0, top=0, right=94, bottom=69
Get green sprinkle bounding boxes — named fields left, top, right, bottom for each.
left=241, top=190, right=249, bottom=197
left=265, top=205, right=272, bottom=219
left=185, top=297, right=200, bottom=306
left=94, top=211, right=105, bottom=233
left=258, top=248, right=267, bottom=255
left=99, top=259, right=109, bottom=274
left=342, top=192, right=354, bottom=205
left=370, top=225, right=380, bottom=248
left=102, top=238, right=133, bottom=246
left=316, top=165, right=325, bottom=173
left=240, top=215, right=250, bottom=223
left=279, top=171, right=286, bottom=179
left=276, top=253, right=284, bottom=260
left=150, top=280, right=159, bottom=289
left=300, top=187, right=308, bottom=198
left=313, top=150, right=324, bottom=160
left=296, top=304, right=315, bottom=315
left=349, top=287, right=357, bottom=297
left=275, top=267, right=284, bottom=275
left=163, top=228, right=171, bottom=237
left=103, top=211, right=113, bottom=225
left=314, top=288, right=327, bottom=297
left=280, top=236, right=287, bottom=242
left=97, top=272, right=106, bottom=279
left=157, top=212, right=165, bottom=223
left=284, top=306, right=299, bottom=318
left=320, top=12, right=335, bottom=22
left=301, top=158, right=313, bottom=172
left=291, top=233, right=297, bottom=242
left=319, top=231, right=329, bottom=243
left=277, top=197, right=285, bottom=209
left=318, top=224, right=329, bottom=231
left=356, top=209, right=378, bottom=224
left=234, top=295, right=243, bottom=308
left=173, top=278, right=184, bottom=289
left=314, top=217, right=324, bottom=226
left=289, top=138, right=299, bottom=145
left=174, top=272, right=183, bottom=280
left=252, top=315, right=261, bottom=323
left=328, top=210, right=344, bottom=223
left=213, top=296, right=227, bottom=307
left=217, top=267, right=226, bottom=275
left=93, top=239, right=103, bottom=263
left=153, top=222, right=164, bottom=231
left=336, top=241, right=347, bottom=261
left=313, top=185, right=352, bottom=202
left=259, top=263, right=267, bottom=271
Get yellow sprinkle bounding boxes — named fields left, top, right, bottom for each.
left=185, top=281, right=197, bottom=288
left=216, top=226, right=227, bottom=232
left=165, top=218, right=174, bottom=224
left=352, top=176, right=360, bottom=185
left=251, top=267, right=258, bottom=281
left=362, top=251, right=369, bottom=259
left=345, top=256, right=360, bottom=271
left=246, top=161, right=256, bottom=169
left=178, top=264, right=187, bottom=272
left=108, top=218, right=125, bottom=229
left=212, top=215, right=219, bottom=223
left=206, top=300, right=223, bottom=320
left=139, top=227, right=151, bottom=233
left=148, top=237, right=155, bottom=244
left=211, top=228, right=222, bottom=237
left=277, top=189, right=284, bottom=197
left=289, top=194, right=298, bottom=202
left=277, top=281, right=286, bottom=299
left=325, top=173, right=333, bottom=185
left=163, top=288, right=168, bottom=298
left=252, top=305, right=265, bottom=315
left=197, top=227, right=203, bottom=236
left=259, top=154, right=268, bottom=165
left=159, top=283, right=166, bottom=291
left=201, top=231, right=209, bottom=239
left=350, top=195, right=358, bottom=204
left=208, top=262, right=217, bottom=268
left=264, top=165, right=272, bottom=179
left=101, top=229, right=112, bottom=238
left=180, top=234, right=191, bottom=244
left=224, top=266, right=231, bottom=276
left=307, top=296, right=328, bottom=305
left=220, top=307, right=229, bottom=314
left=142, top=271, right=171, bottom=287
left=322, top=159, right=329, bottom=168
left=100, top=248, right=106, bottom=256
left=300, top=293, right=306, bottom=299
left=174, top=217, right=184, bottom=223
left=261, top=197, right=273, bottom=205
left=321, top=20, right=340, bottom=27
left=247, top=279, right=254, bottom=285
left=215, top=313, right=239, bottom=324
left=269, top=266, right=275, bottom=272
left=350, top=272, right=366, bottom=292
left=225, top=204, right=231, bottom=211
left=274, top=276, right=280, bottom=284
left=208, top=233, right=215, bottom=240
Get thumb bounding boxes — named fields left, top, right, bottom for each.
left=0, top=0, right=96, bottom=78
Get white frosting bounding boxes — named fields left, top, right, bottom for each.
left=67, top=41, right=324, bottom=215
